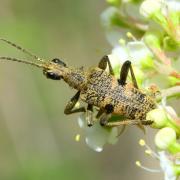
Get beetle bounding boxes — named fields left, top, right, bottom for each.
left=0, top=38, right=156, bottom=130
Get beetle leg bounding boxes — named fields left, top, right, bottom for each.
left=98, top=55, right=114, bottom=75
left=96, top=108, right=104, bottom=118
left=86, top=104, right=94, bottom=127
left=64, top=92, right=95, bottom=126
left=64, top=91, right=86, bottom=114
left=99, top=113, right=112, bottom=126
left=99, top=104, right=114, bottom=126
left=116, top=125, right=126, bottom=137
left=118, top=61, right=138, bottom=89
left=105, top=119, right=153, bottom=127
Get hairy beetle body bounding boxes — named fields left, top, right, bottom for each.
left=80, top=67, right=156, bottom=121
left=0, top=39, right=156, bottom=128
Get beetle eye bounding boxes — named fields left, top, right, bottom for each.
left=45, top=71, right=61, bottom=80
left=51, top=58, right=66, bottom=67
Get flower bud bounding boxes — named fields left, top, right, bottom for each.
left=147, top=108, right=168, bottom=128
left=155, top=127, right=180, bottom=154
left=147, top=107, right=180, bottom=136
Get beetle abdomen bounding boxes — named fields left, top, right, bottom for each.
left=80, top=67, right=156, bottom=120
left=112, top=85, right=156, bottom=119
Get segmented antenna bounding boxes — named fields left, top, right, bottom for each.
left=0, top=38, right=44, bottom=62
left=0, top=57, right=44, bottom=68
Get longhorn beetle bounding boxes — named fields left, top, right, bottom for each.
left=0, top=39, right=156, bottom=130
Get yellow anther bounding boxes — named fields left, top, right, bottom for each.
left=75, top=134, right=80, bottom=142
left=139, top=139, right=146, bottom=146
left=135, top=160, right=161, bottom=173
left=126, top=32, right=133, bottom=38
left=135, top=161, right=141, bottom=167
left=126, top=32, right=136, bottom=41
left=145, top=149, right=152, bottom=155
left=119, top=38, right=126, bottom=45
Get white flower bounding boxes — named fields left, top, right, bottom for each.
left=101, top=7, right=132, bottom=46
left=105, top=29, right=129, bottom=47
left=127, top=41, right=153, bottom=65
left=140, top=0, right=163, bottom=18
left=109, top=40, right=153, bottom=68
left=108, top=45, right=129, bottom=66
left=137, top=140, right=178, bottom=180
left=101, top=7, right=118, bottom=29
left=166, top=0, right=180, bottom=12
left=123, top=1, right=146, bottom=22
left=78, top=114, right=119, bottom=152
left=159, top=151, right=176, bottom=180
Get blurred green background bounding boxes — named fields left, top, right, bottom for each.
left=0, top=0, right=162, bottom=180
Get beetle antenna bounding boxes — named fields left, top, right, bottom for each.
left=0, top=56, right=45, bottom=68
left=0, top=38, right=44, bottom=62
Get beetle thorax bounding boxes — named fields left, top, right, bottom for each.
left=63, top=67, right=87, bottom=90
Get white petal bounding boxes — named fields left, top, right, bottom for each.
left=101, top=7, right=118, bottom=28
left=85, top=122, right=110, bottom=152
left=105, top=29, right=129, bottom=47
left=127, top=41, right=152, bottom=64
left=78, top=115, right=85, bottom=128
left=78, top=114, right=119, bottom=151
left=159, top=151, right=176, bottom=180
left=166, top=0, right=180, bottom=12
left=140, top=0, right=163, bottom=17
left=101, top=7, right=131, bottom=46
left=109, top=45, right=129, bottom=65
left=123, top=2, right=145, bottom=21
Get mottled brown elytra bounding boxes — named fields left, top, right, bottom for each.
left=0, top=38, right=156, bottom=132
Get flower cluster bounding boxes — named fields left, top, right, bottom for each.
left=76, top=2, right=179, bottom=179
left=137, top=139, right=180, bottom=180
left=100, top=0, right=180, bottom=179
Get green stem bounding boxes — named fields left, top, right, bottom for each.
left=156, top=86, right=180, bottom=102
